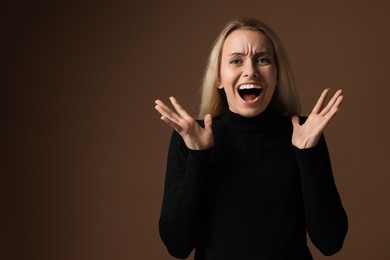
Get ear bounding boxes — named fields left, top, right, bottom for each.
left=217, top=78, right=223, bottom=89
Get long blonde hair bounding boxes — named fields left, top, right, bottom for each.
left=198, top=18, right=300, bottom=118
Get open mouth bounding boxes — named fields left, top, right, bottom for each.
left=238, top=84, right=262, bottom=102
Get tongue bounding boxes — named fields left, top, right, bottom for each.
left=242, top=93, right=258, bottom=102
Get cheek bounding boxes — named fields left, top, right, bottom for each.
left=265, top=68, right=278, bottom=87
left=268, top=85, right=276, bottom=97
left=220, top=65, right=237, bottom=84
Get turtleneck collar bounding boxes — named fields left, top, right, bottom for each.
left=222, top=108, right=278, bottom=132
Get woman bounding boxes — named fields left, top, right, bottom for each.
left=154, top=18, right=348, bottom=259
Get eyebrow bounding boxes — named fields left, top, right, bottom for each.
left=228, top=51, right=273, bottom=57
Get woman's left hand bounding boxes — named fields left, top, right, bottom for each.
left=291, top=89, right=344, bottom=149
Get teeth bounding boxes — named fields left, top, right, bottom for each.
left=238, top=84, right=262, bottom=90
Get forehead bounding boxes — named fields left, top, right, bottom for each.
left=222, top=29, right=274, bottom=54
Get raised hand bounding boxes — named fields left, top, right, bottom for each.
left=155, top=97, right=214, bottom=150
left=291, top=89, right=344, bottom=149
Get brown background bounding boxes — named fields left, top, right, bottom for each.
left=2, top=0, right=390, bottom=259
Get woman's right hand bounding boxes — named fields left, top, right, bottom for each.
left=155, top=97, right=214, bottom=150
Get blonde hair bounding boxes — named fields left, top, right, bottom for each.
left=198, top=18, right=300, bottom=118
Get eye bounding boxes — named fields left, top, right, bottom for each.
left=230, top=59, right=242, bottom=65
left=230, top=59, right=243, bottom=65
left=256, top=57, right=272, bottom=65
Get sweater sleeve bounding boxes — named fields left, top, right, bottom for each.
left=294, top=135, right=348, bottom=256
left=159, top=131, right=211, bottom=259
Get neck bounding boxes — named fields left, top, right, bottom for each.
left=223, top=109, right=277, bottom=132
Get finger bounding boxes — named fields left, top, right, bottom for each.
left=155, top=99, right=176, bottom=116
left=204, top=113, right=213, bottom=131
left=160, top=115, right=183, bottom=132
left=320, top=89, right=343, bottom=116
left=324, top=95, right=343, bottom=120
left=317, top=95, right=344, bottom=129
left=155, top=99, right=181, bottom=123
left=312, top=88, right=330, bottom=114
left=155, top=99, right=178, bottom=117
left=155, top=102, right=176, bottom=121
left=291, top=115, right=300, bottom=130
left=169, top=97, right=192, bottom=119
left=334, top=93, right=344, bottom=108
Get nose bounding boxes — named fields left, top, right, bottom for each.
left=243, top=60, right=259, bottom=78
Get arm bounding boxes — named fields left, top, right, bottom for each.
left=291, top=89, right=347, bottom=255
left=155, top=97, right=214, bottom=258
left=159, top=131, right=211, bottom=259
left=295, top=135, right=348, bottom=255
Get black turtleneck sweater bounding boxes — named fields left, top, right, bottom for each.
left=159, top=109, right=348, bottom=260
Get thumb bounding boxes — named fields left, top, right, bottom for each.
left=204, top=114, right=213, bottom=130
left=291, top=116, right=300, bottom=130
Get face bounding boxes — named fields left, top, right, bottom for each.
left=219, top=29, right=277, bottom=117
